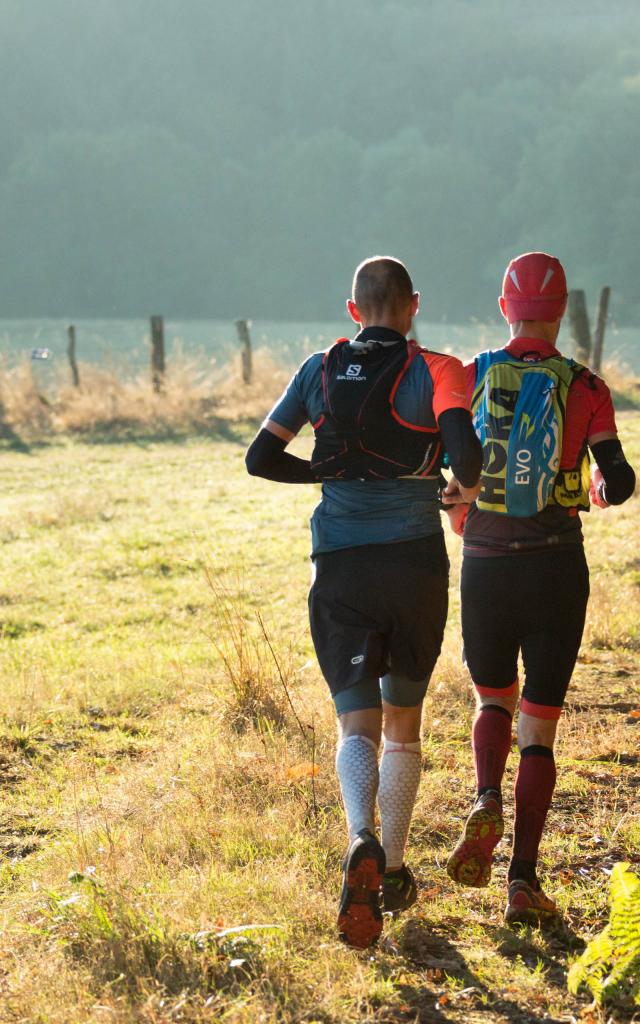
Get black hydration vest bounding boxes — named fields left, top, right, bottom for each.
left=309, top=338, right=442, bottom=480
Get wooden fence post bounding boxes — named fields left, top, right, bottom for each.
left=235, top=319, right=252, bottom=384
left=568, top=290, right=591, bottom=363
left=150, top=315, right=165, bottom=393
left=592, top=287, right=610, bottom=374
left=67, top=325, right=80, bottom=388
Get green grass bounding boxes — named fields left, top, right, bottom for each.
left=0, top=413, right=637, bottom=1023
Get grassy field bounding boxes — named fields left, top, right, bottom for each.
left=0, top=406, right=637, bottom=1023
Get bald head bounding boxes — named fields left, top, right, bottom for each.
left=352, top=256, right=415, bottom=322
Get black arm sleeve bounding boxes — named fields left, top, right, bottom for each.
left=590, top=438, right=636, bottom=505
left=245, top=428, right=318, bottom=484
left=438, top=408, right=483, bottom=488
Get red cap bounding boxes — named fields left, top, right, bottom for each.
left=501, top=252, right=567, bottom=323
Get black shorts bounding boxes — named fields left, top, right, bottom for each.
left=461, top=546, right=590, bottom=714
left=308, top=535, right=449, bottom=702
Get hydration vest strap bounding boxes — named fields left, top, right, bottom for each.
left=388, top=342, right=440, bottom=434
left=388, top=342, right=418, bottom=406
left=320, top=338, right=350, bottom=415
left=390, top=407, right=440, bottom=434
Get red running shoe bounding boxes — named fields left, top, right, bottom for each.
left=446, top=791, right=504, bottom=887
left=505, top=879, right=558, bottom=925
left=337, top=829, right=386, bottom=949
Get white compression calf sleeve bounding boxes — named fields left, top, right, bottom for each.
left=335, top=735, right=379, bottom=840
left=378, top=738, right=422, bottom=871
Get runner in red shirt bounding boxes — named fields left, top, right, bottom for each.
left=442, top=252, right=636, bottom=924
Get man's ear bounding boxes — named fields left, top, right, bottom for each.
left=498, top=296, right=508, bottom=321
left=411, top=291, right=420, bottom=318
left=346, top=299, right=362, bottom=324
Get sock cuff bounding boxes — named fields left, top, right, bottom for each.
left=478, top=704, right=513, bottom=721
left=382, top=738, right=421, bottom=755
left=338, top=734, right=378, bottom=754
left=520, top=744, right=555, bottom=760
left=478, top=786, right=502, bottom=800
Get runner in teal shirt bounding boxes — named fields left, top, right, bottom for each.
left=246, top=256, right=482, bottom=949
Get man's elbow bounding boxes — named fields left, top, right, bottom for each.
left=591, top=439, right=636, bottom=505
left=451, top=435, right=483, bottom=489
left=605, top=463, right=636, bottom=505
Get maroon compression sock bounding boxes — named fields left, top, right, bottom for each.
left=512, top=745, right=556, bottom=867
left=472, top=704, right=512, bottom=796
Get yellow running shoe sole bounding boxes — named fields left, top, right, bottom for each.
left=446, top=804, right=504, bottom=888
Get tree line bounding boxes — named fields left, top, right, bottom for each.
left=0, top=0, right=638, bottom=323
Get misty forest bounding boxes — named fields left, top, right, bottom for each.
left=1, top=0, right=640, bottom=323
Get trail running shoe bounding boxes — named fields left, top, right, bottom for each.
left=337, top=828, right=386, bottom=949
left=504, top=879, right=559, bottom=925
left=383, top=864, right=418, bottom=914
left=446, top=791, right=504, bottom=888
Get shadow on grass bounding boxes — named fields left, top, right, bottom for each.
left=80, top=417, right=256, bottom=447
left=0, top=821, right=61, bottom=860
left=0, top=417, right=260, bottom=453
left=385, top=914, right=584, bottom=1024
left=0, top=420, right=33, bottom=453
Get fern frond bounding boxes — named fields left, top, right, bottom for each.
left=567, top=863, right=640, bottom=1007
left=610, top=862, right=640, bottom=904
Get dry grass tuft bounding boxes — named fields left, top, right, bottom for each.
left=205, top=572, right=293, bottom=734
left=0, top=348, right=290, bottom=438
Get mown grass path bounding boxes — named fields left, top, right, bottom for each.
left=0, top=415, right=637, bottom=1023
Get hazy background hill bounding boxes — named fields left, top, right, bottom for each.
left=1, top=0, right=639, bottom=323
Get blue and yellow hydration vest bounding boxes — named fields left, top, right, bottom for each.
left=471, top=349, right=591, bottom=517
